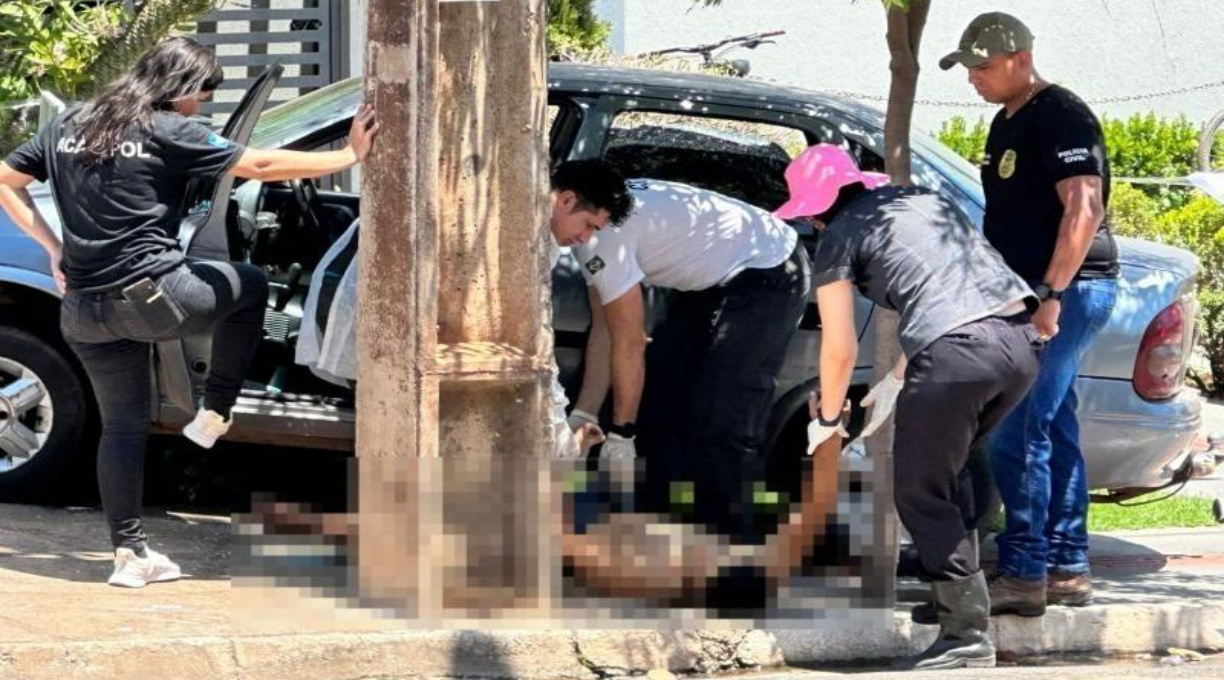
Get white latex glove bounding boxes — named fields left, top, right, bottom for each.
left=566, top=408, right=599, bottom=432
left=807, top=418, right=849, bottom=455
left=860, top=372, right=904, bottom=438
left=601, top=432, right=637, bottom=460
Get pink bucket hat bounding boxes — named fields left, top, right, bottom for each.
left=774, top=144, right=890, bottom=219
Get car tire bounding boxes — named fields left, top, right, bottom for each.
left=0, top=324, right=96, bottom=503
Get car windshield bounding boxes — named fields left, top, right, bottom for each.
left=911, top=129, right=986, bottom=208
left=249, top=77, right=362, bottom=150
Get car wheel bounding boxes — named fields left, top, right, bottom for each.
left=0, top=325, right=96, bottom=502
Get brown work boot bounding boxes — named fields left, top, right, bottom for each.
left=988, top=572, right=1046, bottom=617
left=1047, top=570, right=1093, bottom=607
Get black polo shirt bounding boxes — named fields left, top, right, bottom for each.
left=981, top=84, right=1118, bottom=282
left=5, top=109, right=245, bottom=291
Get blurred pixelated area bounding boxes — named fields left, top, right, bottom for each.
left=231, top=434, right=895, bottom=629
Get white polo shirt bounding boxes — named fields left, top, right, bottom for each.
left=575, top=179, right=798, bottom=304
left=549, top=237, right=570, bottom=426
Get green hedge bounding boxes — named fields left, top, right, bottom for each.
left=1111, top=182, right=1224, bottom=390
left=0, top=107, right=34, bottom=159
left=938, top=113, right=1200, bottom=210
left=0, top=0, right=126, bottom=102
left=547, top=0, right=610, bottom=56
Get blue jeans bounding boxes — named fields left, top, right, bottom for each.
left=988, top=278, right=1118, bottom=581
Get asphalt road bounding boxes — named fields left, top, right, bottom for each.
left=754, top=655, right=1223, bottom=678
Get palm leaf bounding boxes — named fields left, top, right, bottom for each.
left=79, top=0, right=221, bottom=96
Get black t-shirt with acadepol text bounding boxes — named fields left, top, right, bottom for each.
left=4, top=109, right=245, bottom=291
left=981, top=84, right=1119, bottom=282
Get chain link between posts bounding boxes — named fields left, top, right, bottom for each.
left=822, top=78, right=1224, bottom=109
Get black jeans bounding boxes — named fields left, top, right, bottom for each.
left=893, top=313, right=1042, bottom=581
left=60, top=260, right=269, bottom=551
left=637, top=243, right=811, bottom=541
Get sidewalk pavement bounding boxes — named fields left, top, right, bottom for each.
left=1, top=503, right=1222, bottom=680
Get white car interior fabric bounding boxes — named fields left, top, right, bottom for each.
left=297, top=223, right=574, bottom=448
left=296, top=219, right=359, bottom=386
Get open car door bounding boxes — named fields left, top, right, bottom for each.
left=178, top=63, right=284, bottom=260
left=157, top=64, right=283, bottom=417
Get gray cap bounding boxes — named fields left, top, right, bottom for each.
left=939, top=12, right=1034, bottom=70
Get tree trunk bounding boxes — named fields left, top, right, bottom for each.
left=881, top=0, right=929, bottom=187
left=866, top=0, right=930, bottom=604
left=356, top=0, right=553, bottom=618
left=355, top=0, right=440, bottom=616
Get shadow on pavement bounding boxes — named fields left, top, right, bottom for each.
left=0, top=504, right=230, bottom=584
left=1083, top=533, right=1170, bottom=575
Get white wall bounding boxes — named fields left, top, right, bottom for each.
left=349, top=0, right=368, bottom=77
left=596, top=0, right=1224, bottom=133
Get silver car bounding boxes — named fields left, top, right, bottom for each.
left=0, top=64, right=1206, bottom=515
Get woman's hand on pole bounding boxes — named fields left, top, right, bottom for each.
left=347, top=104, right=380, bottom=163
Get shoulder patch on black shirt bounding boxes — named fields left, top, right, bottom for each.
left=585, top=256, right=606, bottom=275
left=205, top=132, right=231, bottom=149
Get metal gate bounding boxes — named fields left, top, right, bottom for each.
left=193, top=0, right=350, bottom=120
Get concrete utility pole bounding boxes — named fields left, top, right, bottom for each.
left=356, top=0, right=553, bottom=618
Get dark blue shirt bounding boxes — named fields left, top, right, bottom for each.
left=810, top=186, right=1036, bottom=358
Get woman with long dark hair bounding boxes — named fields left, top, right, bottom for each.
left=0, top=36, right=378, bottom=587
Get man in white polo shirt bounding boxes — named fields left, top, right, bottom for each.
left=567, top=170, right=810, bottom=541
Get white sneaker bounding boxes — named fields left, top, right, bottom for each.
left=107, top=547, right=182, bottom=588
left=183, top=408, right=231, bottom=448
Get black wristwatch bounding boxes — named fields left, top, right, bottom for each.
left=816, top=412, right=840, bottom=428
left=1033, top=283, right=1065, bottom=303
left=608, top=422, right=637, bottom=439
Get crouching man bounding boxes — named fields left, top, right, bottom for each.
left=563, top=159, right=810, bottom=542
left=545, top=160, right=636, bottom=456
left=783, top=144, right=1042, bottom=671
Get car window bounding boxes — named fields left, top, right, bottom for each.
left=249, top=78, right=362, bottom=151
left=603, top=111, right=808, bottom=210
left=547, top=102, right=574, bottom=164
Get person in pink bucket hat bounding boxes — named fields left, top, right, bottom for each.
left=774, top=143, right=890, bottom=220
left=778, top=143, right=1041, bottom=671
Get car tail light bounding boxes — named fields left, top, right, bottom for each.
left=1133, top=296, right=1196, bottom=401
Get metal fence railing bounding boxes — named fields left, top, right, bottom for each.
left=193, top=0, right=350, bottom=122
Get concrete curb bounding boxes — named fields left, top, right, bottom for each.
left=3, top=602, right=1222, bottom=680
left=777, top=600, right=1224, bottom=664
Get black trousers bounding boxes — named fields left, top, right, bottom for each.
left=893, top=313, right=1042, bottom=581
left=61, top=260, right=269, bottom=550
left=636, top=243, right=810, bottom=540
